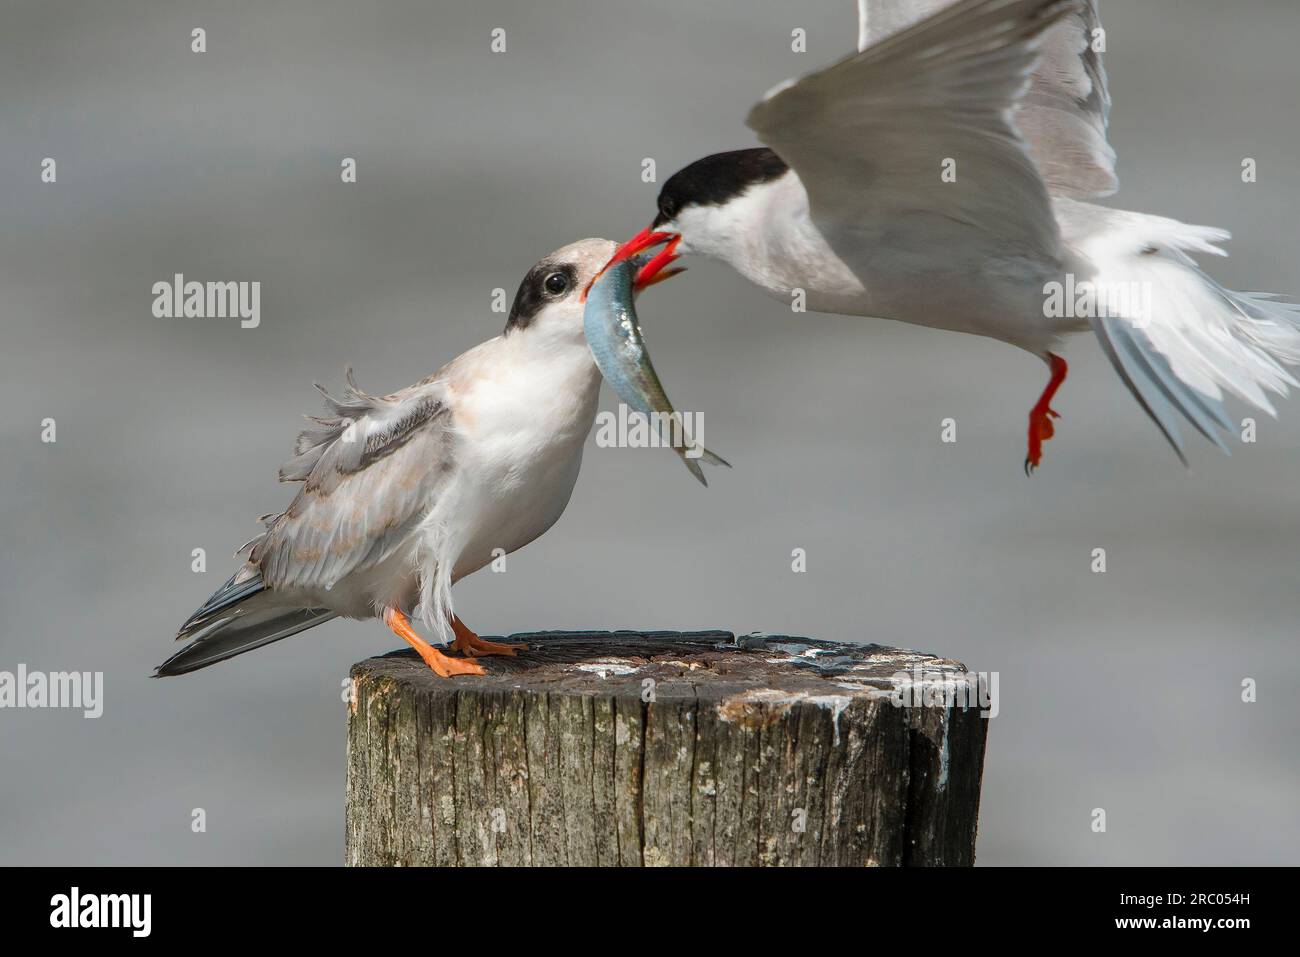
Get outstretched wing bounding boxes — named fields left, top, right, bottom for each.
left=750, top=0, right=1071, bottom=292
left=857, top=0, right=1116, bottom=198
left=247, top=369, right=455, bottom=592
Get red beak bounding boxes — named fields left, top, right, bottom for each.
left=633, top=233, right=684, bottom=291
left=582, top=226, right=684, bottom=300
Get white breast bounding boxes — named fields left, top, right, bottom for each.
left=442, top=334, right=601, bottom=581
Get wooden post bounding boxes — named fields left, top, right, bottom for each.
left=346, top=631, right=989, bottom=866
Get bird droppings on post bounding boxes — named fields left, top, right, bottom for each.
left=573, top=660, right=641, bottom=678
left=766, top=641, right=818, bottom=656
left=346, top=630, right=990, bottom=866
left=937, top=710, right=952, bottom=793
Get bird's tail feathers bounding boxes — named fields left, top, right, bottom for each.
left=158, top=568, right=336, bottom=676
left=1081, top=209, right=1300, bottom=461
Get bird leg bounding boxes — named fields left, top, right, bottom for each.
left=384, top=608, right=485, bottom=677
left=1025, top=353, right=1068, bottom=475
left=450, top=615, right=528, bottom=658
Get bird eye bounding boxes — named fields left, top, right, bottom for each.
left=544, top=272, right=569, bottom=295
left=653, top=197, right=679, bottom=229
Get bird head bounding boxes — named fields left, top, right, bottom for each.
left=506, top=238, right=681, bottom=341
left=604, top=148, right=792, bottom=276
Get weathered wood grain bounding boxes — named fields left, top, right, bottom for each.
left=346, top=631, right=989, bottom=866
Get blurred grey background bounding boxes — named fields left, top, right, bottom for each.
left=2, top=0, right=1297, bottom=865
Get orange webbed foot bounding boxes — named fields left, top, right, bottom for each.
left=450, top=615, right=527, bottom=658
left=385, top=609, right=486, bottom=678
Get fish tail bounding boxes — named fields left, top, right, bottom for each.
left=675, top=443, right=731, bottom=487
left=695, top=447, right=731, bottom=469
left=679, top=451, right=708, bottom=486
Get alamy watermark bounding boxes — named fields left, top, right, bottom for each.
left=50, top=887, right=150, bottom=937
left=595, top=403, right=708, bottom=459
left=1044, top=275, right=1153, bottom=327
left=0, top=665, right=102, bottom=718
left=887, top=665, right=999, bottom=719
left=152, top=274, right=260, bottom=328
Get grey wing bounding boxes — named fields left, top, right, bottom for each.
left=246, top=369, right=456, bottom=592
left=750, top=0, right=1069, bottom=277
left=857, top=0, right=1116, bottom=198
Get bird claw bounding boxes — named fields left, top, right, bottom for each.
left=1025, top=406, right=1059, bottom=476
left=454, top=635, right=527, bottom=658
left=1023, top=354, right=1069, bottom=477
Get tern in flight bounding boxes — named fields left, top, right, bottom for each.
left=610, top=0, right=1300, bottom=471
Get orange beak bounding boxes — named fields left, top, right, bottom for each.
left=582, top=226, right=685, bottom=300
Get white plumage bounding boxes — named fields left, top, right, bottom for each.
left=159, top=239, right=617, bottom=677
left=656, top=0, right=1300, bottom=465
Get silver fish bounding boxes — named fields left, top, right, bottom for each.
left=583, top=258, right=730, bottom=486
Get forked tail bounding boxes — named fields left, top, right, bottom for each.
left=677, top=445, right=732, bottom=487
left=1077, top=205, right=1300, bottom=462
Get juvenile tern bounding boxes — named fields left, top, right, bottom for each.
left=611, top=0, right=1300, bottom=471
left=158, top=238, right=679, bottom=679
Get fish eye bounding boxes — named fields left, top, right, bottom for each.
left=544, top=272, right=569, bottom=296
